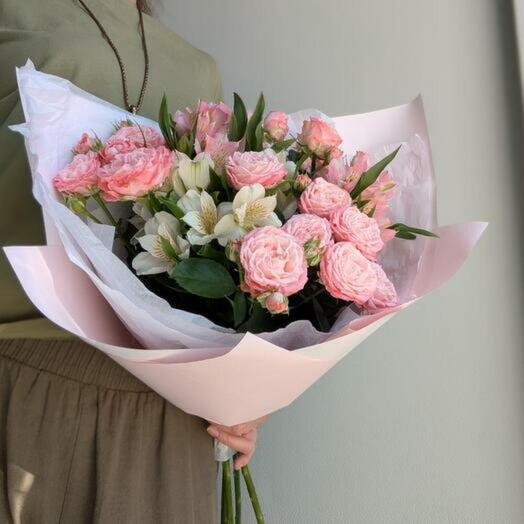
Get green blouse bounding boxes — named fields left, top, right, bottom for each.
left=0, top=0, right=223, bottom=338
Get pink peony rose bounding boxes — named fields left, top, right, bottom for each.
left=282, top=213, right=333, bottom=256
left=53, top=151, right=101, bottom=196
left=261, top=292, right=289, bottom=314
left=202, top=133, right=242, bottom=173
left=101, top=124, right=165, bottom=163
left=364, top=264, right=398, bottom=312
left=297, top=117, right=342, bottom=157
left=73, top=132, right=96, bottom=155
left=319, top=242, right=378, bottom=304
left=263, top=111, right=289, bottom=141
left=298, top=177, right=351, bottom=218
left=226, top=150, right=287, bottom=190
left=240, top=226, right=308, bottom=297
left=98, top=146, right=174, bottom=201
left=330, top=205, right=384, bottom=261
left=174, top=101, right=231, bottom=144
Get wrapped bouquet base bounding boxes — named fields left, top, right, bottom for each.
left=5, top=222, right=484, bottom=425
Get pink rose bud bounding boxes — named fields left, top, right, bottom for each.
left=319, top=242, right=378, bottom=305
left=258, top=291, right=289, bottom=315
left=364, top=263, right=398, bottom=312
left=226, top=150, right=287, bottom=190
left=98, top=146, right=174, bottom=201
left=240, top=226, right=308, bottom=297
left=73, top=132, right=96, bottom=155
left=101, top=124, right=165, bottom=163
left=298, top=177, right=351, bottom=218
left=53, top=151, right=101, bottom=196
left=282, top=213, right=333, bottom=265
left=330, top=205, right=384, bottom=261
left=293, top=174, right=312, bottom=192
left=263, top=111, right=289, bottom=141
left=297, top=117, right=342, bottom=158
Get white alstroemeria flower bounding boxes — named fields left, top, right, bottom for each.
left=129, top=200, right=154, bottom=234
left=172, top=152, right=214, bottom=196
left=132, top=211, right=189, bottom=275
left=214, top=184, right=282, bottom=246
left=181, top=190, right=227, bottom=245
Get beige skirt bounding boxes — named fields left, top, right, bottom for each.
left=0, top=338, right=217, bottom=524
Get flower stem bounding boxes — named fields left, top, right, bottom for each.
left=293, top=287, right=326, bottom=309
left=234, top=462, right=242, bottom=524
left=91, top=192, right=117, bottom=226
left=241, top=465, right=265, bottom=524
left=221, top=459, right=234, bottom=524
left=82, top=208, right=103, bottom=224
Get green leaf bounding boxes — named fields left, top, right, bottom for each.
left=272, top=138, right=295, bottom=153
left=246, top=93, right=265, bottom=151
left=148, top=192, right=163, bottom=213
left=228, top=93, right=248, bottom=142
left=158, top=94, right=176, bottom=150
left=208, top=167, right=232, bottom=200
left=394, top=230, right=417, bottom=240
left=388, top=222, right=439, bottom=239
left=254, top=121, right=264, bottom=151
left=238, top=301, right=274, bottom=333
left=177, top=135, right=190, bottom=155
left=170, top=258, right=236, bottom=298
left=350, top=146, right=401, bottom=199
left=232, top=291, right=247, bottom=327
left=157, top=196, right=185, bottom=219
left=159, top=237, right=180, bottom=260
left=197, top=244, right=227, bottom=264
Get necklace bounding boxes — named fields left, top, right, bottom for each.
left=76, top=0, right=150, bottom=114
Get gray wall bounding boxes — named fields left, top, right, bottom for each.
left=154, top=1, right=524, bottom=522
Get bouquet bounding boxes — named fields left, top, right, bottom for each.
left=53, top=93, right=435, bottom=334
left=5, top=61, right=486, bottom=524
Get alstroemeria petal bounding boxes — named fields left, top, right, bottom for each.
left=132, top=252, right=171, bottom=275
left=232, top=183, right=265, bottom=210
left=214, top=214, right=246, bottom=246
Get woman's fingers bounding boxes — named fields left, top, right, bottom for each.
left=206, top=425, right=257, bottom=455
left=233, top=445, right=254, bottom=470
left=206, top=416, right=267, bottom=469
left=212, top=415, right=268, bottom=436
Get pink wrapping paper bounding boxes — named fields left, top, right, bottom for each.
left=4, top=62, right=487, bottom=424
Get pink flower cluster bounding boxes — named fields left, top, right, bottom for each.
left=53, top=124, right=173, bottom=201
left=284, top=167, right=398, bottom=310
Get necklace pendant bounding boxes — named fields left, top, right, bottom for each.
left=129, top=104, right=137, bottom=115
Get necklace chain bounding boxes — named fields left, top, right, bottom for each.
left=76, top=0, right=150, bottom=114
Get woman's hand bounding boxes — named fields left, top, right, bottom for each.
left=207, top=416, right=267, bottom=470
